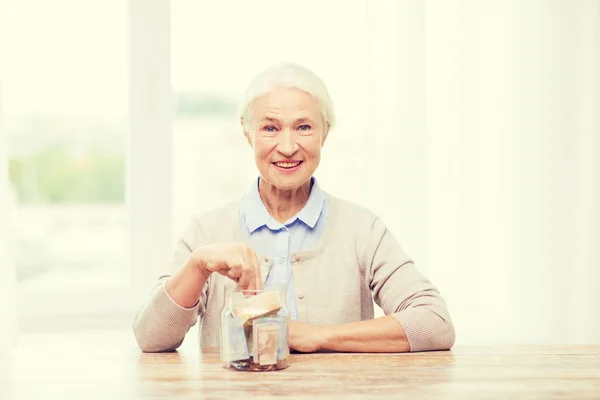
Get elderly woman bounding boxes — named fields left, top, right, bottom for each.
left=133, top=63, right=455, bottom=353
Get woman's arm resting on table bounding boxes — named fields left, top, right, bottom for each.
left=290, top=316, right=410, bottom=353
left=290, top=287, right=454, bottom=354
left=291, top=215, right=454, bottom=354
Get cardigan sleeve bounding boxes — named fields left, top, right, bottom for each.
left=366, top=216, right=455, bottom=352
left=132, top=217, right=210, bottom=352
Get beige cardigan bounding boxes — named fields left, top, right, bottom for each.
left=132, top=194, right=455, bottom=352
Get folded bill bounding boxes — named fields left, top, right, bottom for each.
left=232, top=290, right=283, bottom=327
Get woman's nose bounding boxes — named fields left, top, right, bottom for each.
left=277, top=129, right=297, bottom=155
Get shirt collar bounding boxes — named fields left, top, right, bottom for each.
left=241, top=176, right=325, bottom=233
left=294, top=178, right=325, bottom=228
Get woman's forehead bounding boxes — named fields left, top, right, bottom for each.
left=257, top=115, right=316, bottom=125
left=251, top=88, right=321, bottom=120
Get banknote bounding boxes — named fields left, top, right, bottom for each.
left=221, top=316, right=249, bottom=362
left=252, top=317, right=289, bottom=363
left=254, top=321, right=279, bottom=366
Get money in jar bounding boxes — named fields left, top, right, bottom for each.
left=219, top=286, right=290, bottom=371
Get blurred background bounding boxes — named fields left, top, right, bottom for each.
left=0, top=0, right=598, bottom=346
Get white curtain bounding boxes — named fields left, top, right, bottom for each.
left=0, top=80, right=18, bottom=349
left=367, top=0, right=600, bottom=345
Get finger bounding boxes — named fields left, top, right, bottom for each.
left=236, top=254, right=253, bottom=291
left=227, top=262, right=242, bottom=282
left=242, top=247, right=260, bottom=291
left=211, top=259, right=232, bottom=278
left=250, top=250, right=263, bottom=290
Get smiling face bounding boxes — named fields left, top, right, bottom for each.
left=243, top=87, right=328, bottom=191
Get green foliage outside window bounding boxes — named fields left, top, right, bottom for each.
left=9, top=142, right=124, bottom=204
left=7, top=93, right=236, bottom=204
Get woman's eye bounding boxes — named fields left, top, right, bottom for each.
left=298, top=124, right=311, bottom=131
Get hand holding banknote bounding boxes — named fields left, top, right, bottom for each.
left=192, top=243, right=263, bottom=291
left=165, top=243, right=263, bottom=309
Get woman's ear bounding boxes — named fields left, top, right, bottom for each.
left=241, top=117, right=253, bottom=147
left=321, top=124, right=330, bottom=146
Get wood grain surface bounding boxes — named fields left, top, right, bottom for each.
left=1, top=331, right=599, bottom=399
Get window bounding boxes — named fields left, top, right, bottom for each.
left=1, top=0, right=129, bottom=328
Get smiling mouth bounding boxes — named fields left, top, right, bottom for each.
left=273, top=161, right=303, bottom=169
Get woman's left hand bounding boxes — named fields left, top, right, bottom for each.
left=288, top=321, right=324, bottom=353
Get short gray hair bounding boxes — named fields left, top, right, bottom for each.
left=238, top=62, right=336, bottom=131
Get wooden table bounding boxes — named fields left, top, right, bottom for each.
left=1, top=331, right=599, bottom=399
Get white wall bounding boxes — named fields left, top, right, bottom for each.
left=368, top=0, right=600, bottom=345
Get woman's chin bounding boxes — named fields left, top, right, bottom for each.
left=263, top=174, right=310, bottom=191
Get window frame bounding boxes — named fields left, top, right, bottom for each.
left=15, top=0, right=174, bottom=330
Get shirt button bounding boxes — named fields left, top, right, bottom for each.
left=298, top=294, right=304, bottom=299
left=279, top=258, right=284, bottom=264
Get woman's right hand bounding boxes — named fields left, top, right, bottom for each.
left=190, top=243, right=263, bottom=291
left=166, top=243, right=263, bottom=309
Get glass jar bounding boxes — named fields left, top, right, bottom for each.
left=219, top=286, right=290, bottom=371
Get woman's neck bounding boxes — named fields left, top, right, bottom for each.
left=258, top=178, right=312, bottom=224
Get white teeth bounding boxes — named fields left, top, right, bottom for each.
left=275, top=162, right=301, bottom=168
